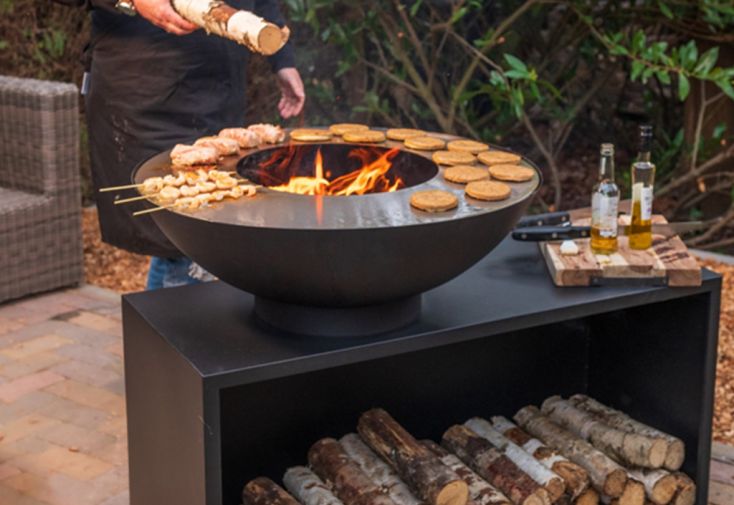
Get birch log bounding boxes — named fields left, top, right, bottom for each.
left=242, top=477, right=301, bottom=505
left=339, top=433, right=423, bottom=505
left=357, top=409, right=468, bottom=505
left=670, top=474, right=694, bottom=505
left=491, top=416, right=591, bottom=501
left=541, top=396, right=667, bottom=469
left=464, top=417, right=566, bottom=502
left=170, top=0, right=289, bottom=55
left=568, top=395, right=684, bottom=471
left=441, top=424, right=552, bottom=505
left=514, top=406, right=627, bottom=498
left=308, top=437, right=397, bottom=505
left=626, top=469, right=677, bottom=505
left=617, top=480, right=645, bottom=505
left=421, top=439, right=512, bottom=505
left=283, top=466, right=345, bottom=505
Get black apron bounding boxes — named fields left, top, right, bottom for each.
left=85, top=1, right=294, bottom=257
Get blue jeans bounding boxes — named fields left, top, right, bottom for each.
left=146, top=256, right=200, bottom=290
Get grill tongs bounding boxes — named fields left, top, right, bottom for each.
left=512, top=211, right=710, bottom=242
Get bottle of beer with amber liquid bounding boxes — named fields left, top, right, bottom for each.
left=629, top=125, right=656, bottom=249
left=591, top=143, right=620, bottom=254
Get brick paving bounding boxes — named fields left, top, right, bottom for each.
left=0, top=286, right=128, bottom=505
left=0, top=285, right=732, bottom=505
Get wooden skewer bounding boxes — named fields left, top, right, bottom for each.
left=99, top=183, right=142, bottom=192
left=133, top=205, right=174, bottom=216
left=114, top=195, right=149, bottom=205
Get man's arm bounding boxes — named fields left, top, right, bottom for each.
left=56, top=0, right=197, bottom=34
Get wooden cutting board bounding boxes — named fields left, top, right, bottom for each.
left=539, top=213, right=702, bottom=287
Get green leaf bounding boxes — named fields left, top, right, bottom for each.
left=504, top=53, right=528, bottom=72
left=681, top=40, right=698, bottom=70
left=631, top=61, right=645, bottom=81
left=656, top=70, right=671, bottom=85
left=678, top=74, right=690, bottom=101
left=716, top=78, right=734, bottom=101
left=409, top=0, right=423, bottom=17
left=450, top=6, right=468, bottom=24
left=659, top=1, right=673, bottom=19
left=610, top=44, right=629, bottom=56
left=632, top=30, right=646, bottom=54
left=713, top=123, right=727, bottom=140
left=694, top=47, right=719, bottom=75
left=0, top=40, right=8, bottom=50
left=504, top=69, right=529, bottom=80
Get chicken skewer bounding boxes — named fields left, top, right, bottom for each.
left=132, top=185, right=256, bottom=216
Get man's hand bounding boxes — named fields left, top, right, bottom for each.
left=276, top=68, right=306, bottom=119
left=133, top=0, right=198, bottom=35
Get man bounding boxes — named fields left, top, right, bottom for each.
left=82, top=0, right=305, bottom=288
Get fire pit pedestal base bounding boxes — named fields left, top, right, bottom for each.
left=254, top=296, right=421, bottom=337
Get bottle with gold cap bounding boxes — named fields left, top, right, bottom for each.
left=629, top=125, right=656, bottom=249
left=590, top=143, right=620, bottom=254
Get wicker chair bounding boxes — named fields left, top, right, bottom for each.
left=0, top=76, right=83, bottom=303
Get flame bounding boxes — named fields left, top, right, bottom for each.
left=269, top=147, right=404, bottom=196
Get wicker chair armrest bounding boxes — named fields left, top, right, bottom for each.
left=0, top=76, right=80, bottom=195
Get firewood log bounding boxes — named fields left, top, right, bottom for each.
left=574, top=489, right=600, bottom=505
left=617, top=480, right=644, bottom=505
left=421, top=439, right=512, bottom=505
left=170, top=0, right=289, bottom=55
left=669, top=474, right=694, bottom=505
left=339, top=434, right=423, bottom=505
left=465, top=417, right=566, bottom=502
left=491, top=416, right=591, bottom=501
left=568, top=395, right=684, bottom=471
left=514, top=406, right=627, bottom=498
left=242, top=477, right=301, bottom=505
left=626, top=469, right=677, bottom=505
left=308, top=437, right=397, bottom=505
left=357, top=409, right=469, bottom=505
left=541, top=396, right=667, bottom=469
left=441, top=424, right=552, bottom=505
left=283, top=466, right=345, bottom=505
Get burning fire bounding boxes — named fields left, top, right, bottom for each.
left=269, top=147, right=404, bottom=196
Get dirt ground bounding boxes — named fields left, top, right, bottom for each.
left=82, top=206, right=734, bottom=444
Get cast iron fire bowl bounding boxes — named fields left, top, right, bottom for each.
left=133, top=130, right=540, bottom=335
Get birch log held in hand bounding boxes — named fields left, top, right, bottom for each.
left=242, top=477, right=301, bottom=505
left=308, top=438, right=398, bottom=505
left=464, top=417, right=566, bottom=502
left=441, top=424, right=552, bottom=505
left=357, top=409, right=469, bottom=505
left=490, top=416, right=592, bottom=502
left=514, top=406, right=627, bottom=498
left=171, top=0, right=289, bottom=55
left=283, top=466, right=345, bottom=505
left=567, top=395, right=685, bottom=471
left=421, top=440, right=512, bottom=505
left=339, top=434, right=422, bottom=505
left=541, top=396, right=667, bottom=469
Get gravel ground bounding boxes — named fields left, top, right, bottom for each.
left=82, top=206, right=734, bottom=444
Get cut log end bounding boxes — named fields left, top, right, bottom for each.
left=436, top=480, right=470, bottom=505
left=671, top=474, right=695, bottom=505
left=603, top=469, right=628, bottom=498
left=649, top=473, right=678, bottom=505
left=618, top=480, right=644, bottom=505
left=664, top=441, right=685, bottom=471
left=242, top=477, right=300, bottom=505
left=574, top=488, right=599, bottom=505
left=257, top=24, right=288, bottom=55
left=647, top=439, right=669, bottom=469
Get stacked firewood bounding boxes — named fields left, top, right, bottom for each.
left=240, top=395, right=695, bottom=505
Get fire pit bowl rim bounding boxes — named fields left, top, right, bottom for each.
left=132, top=130, right=542, bottom=232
